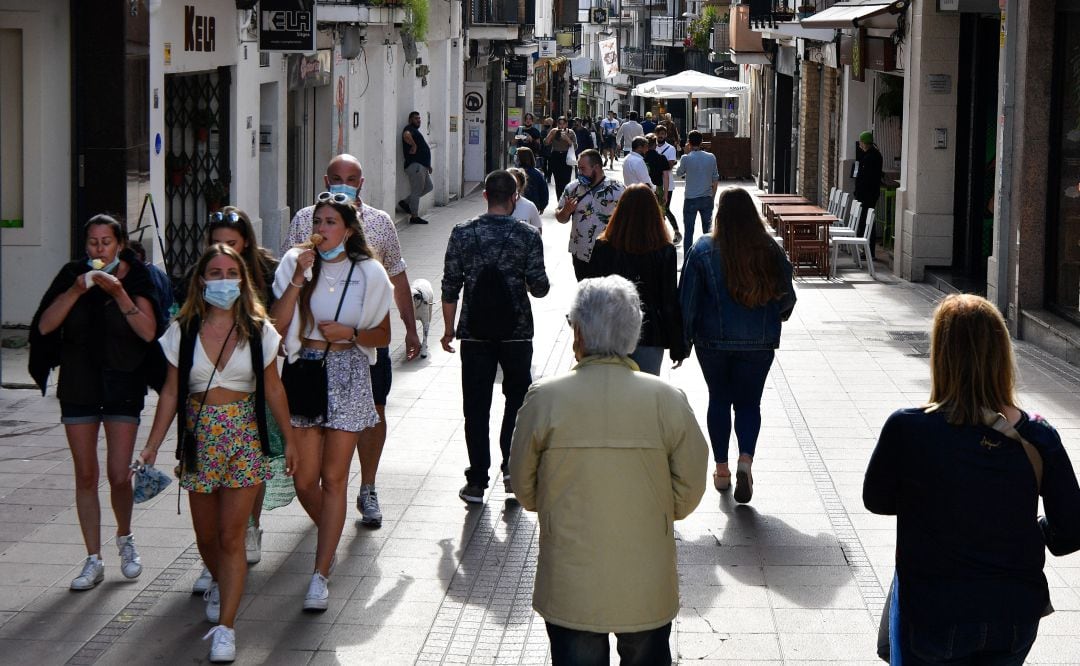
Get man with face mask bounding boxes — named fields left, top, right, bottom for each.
left=283, top=154, right=420, bottom=527
left=555, top=149, right=626, bottom=280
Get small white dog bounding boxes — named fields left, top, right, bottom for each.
left=411, top=278, right=434, bottom=358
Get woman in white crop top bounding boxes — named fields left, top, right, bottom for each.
left=138, top=244, right=297, bottom=663
left=271, top=195, right=392, bottom=611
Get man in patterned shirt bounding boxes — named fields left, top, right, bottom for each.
left=554, top=149, right=625, bottom=280
left=440, top=170, right=550, bottom=505
left=283, top=154, right=420, bottom=527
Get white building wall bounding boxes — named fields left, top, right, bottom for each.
left=0, top=1, right=72, bottom=325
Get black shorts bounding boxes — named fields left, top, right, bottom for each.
left=603, top=136, right=617, bottom=150
left=60, top=400, right=144, bottom=425
left=370, top=346, right=392, bottom=406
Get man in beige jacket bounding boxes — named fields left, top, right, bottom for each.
left=509, top=275, right=708, bottom=665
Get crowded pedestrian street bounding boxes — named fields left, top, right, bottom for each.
left=2, top=175, right=1080, bottom=666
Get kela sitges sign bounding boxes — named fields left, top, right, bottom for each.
left=260, top=0, right=316, bottom=53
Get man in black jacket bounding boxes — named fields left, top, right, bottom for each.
left=854, top=130, right=885, bottom=260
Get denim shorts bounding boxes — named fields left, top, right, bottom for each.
left=60, top=400, right=143, bottom=425
left=370, top=346, right=392, bottom=406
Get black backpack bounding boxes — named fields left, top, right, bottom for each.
left=467, top=226, right=516, bottom=341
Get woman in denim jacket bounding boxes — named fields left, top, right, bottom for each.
left=679, top=187, right=795, bottom=503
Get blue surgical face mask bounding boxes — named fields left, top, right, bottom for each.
left=87, top=255, right=121, bottom=274
left=203, top=279, right=241, bottom=309
left=578, top=174, right=593, bottom=188
left=327, top=183, right=358, bottom=201
left=318, top=240, right=347, bottom=261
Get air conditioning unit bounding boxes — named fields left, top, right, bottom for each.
left=590, top=7, right=609, bottom=24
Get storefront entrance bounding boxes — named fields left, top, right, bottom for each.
left=1048, top=8, right=1080, bottom=323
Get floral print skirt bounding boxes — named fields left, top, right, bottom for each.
left=289, top=346, right=380, bottom=433
left=180, top=395, right=272, bottom=494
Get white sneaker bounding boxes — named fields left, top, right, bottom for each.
left=303, top=572, right=329, bottom=612
left=70, top=555, right=104, bottom=591
left=204, top=581, right=221, bottom=623
left=116, top=534, right=142, bottom=579
left=192, top=565, right=213, bottom=594
left=245, top=525, right=262, bottom=564
left=203, top=625, right=236, bottom=663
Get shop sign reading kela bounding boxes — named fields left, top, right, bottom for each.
left=260, top=0, right=315, bottom=53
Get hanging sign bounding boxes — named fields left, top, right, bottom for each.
left=599, top=37, right=619, bottom=79
left=260, top=0, right=315, bottom=53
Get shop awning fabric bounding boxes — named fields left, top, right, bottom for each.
left=800, top=0, right=909, bottom=29
left=631, top=70, right=749, bottom=99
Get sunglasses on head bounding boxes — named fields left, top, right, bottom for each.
left=209, top=211, right=241, bottom=224
left=316, top=191, right=352, bottom=205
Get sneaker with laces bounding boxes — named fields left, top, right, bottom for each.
left=192, top=565, right=213, bottom=594
left=303, top=572, right=330, bottom=611
left=458, top=482, right=485, bottom=504
left=116, top=533, right=142, bottom=579
left=503, top=473, right=513, bottom=494
left=357, top=484, right=383, bottom=527
left=203, top=625, right=236, bottom=663
left=245, top=525, right=262, bottom=564
left=70, top=555, right=104, bottom=591
left=204, top=581, right=221, bottom=623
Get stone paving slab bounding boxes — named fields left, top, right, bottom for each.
left=1, top=171, right=1079, bottom=664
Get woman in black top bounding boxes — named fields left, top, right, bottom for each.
left=864, top=294, right=1080, bottom=664
left=30, top=214, right=162, bottom=591
left=582, top=183, right=686, bottom=375
left=515, top=148, right=549, bottom=214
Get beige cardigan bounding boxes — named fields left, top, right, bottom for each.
left=509, top=355, right=708, bottom=633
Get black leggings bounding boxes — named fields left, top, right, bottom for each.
left=551, top=152, right=572, bottom=198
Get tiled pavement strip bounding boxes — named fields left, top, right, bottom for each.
left=1, top=174, right=1080, bottom=664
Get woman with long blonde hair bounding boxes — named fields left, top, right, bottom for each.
left=679, top=187, right=795, bottom=502
left=864, top=294, right=1080, bottom=665
left=139, top=244, right=297, bottom=662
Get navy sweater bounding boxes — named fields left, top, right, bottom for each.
left=864, top=408, right=1080, bottom=626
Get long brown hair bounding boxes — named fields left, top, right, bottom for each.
left=926, top=294, right=1017, bottom=425
left=712, top=187, right=785, bottom=308
left=207, top=206, right=273, bottom=298
left=178, top=244, right=267, bottom=341
left=597, top=184, right=670, bottom=254
left=297, top=199, right=374, bottom=337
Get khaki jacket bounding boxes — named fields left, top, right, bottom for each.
left=509, top=355, right=708, bottom=633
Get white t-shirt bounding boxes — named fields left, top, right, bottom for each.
left=657, top=142, right=677, bottom=189
left=159, top=319, right=281, bottom=393
left=512, top=197, right=543, bottom=234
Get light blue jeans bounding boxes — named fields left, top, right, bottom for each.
left=682, top=195, right=714, bottom=255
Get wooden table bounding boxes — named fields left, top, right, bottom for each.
left=758, top=195, right=810, bottom=217
left=778, top=215, right=835, bottom=277
left=765, top=204, right=830, bottom=230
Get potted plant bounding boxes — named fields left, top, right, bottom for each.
left=402, top=0, right=429, bottom=41
left=165, top=153, right=189, bottom=188
left=203, top=179, right=228, bottom=211
left=191, top=107, right=214, bottom=142
left=686, top=5, right=721, bottom=51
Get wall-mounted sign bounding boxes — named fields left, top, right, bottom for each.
left=260, top=0, right=315, bottom=53
left=184, top=5, right=216, bottom=52
left=927, top=74, right=952, bottom=94
left=464, top=91, right=485, bottom=112
left=507, top=56, right=529, bottom=83
left=287, top=51, right=332, bottom=90
left=937, top=0, right=959, bottom=10
left=164, top=42, right=172, bottom=65
left=508, top=107, right=523, bottom=130
left=538, top=39, right=557, bottom=59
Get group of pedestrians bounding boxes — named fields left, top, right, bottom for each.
left=28, top=137, right=1080, bottom=665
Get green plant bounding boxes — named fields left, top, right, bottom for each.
left=686, top=5, right=723, bottom=51
left=203, top=179, right=228, bottom=210
left=875, top=74, right=904, bottom=119
left=403, top=0, right=429, bottom=42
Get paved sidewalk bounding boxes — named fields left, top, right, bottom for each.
left=1, top=171, right=1080, bottom=665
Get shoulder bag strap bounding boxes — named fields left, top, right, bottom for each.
left=983, top=408, right=1043, bottom=493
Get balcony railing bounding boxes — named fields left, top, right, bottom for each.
left=620, top=0, right=667, bottom=8
left=621, top=46, right=667, bottom=74
left=470, top=0, right=536, bottom=25
left=744, top=0, right=841, bottom=28
left=651, top=17, right=688, bottom=47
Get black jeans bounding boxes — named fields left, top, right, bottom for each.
left=899, top=619, right=1039, bottom=665
left=551, top=152, right=572, bottom=199
left=460, top=340, right=533, bottom=487
left=546, top=621, right=671, bottom=666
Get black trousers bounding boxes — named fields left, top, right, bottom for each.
left=551, top=152, right=572, bottom=199
left=460, top=340, right=533, bottom=487
left=546, top=621, right=671, bottom=666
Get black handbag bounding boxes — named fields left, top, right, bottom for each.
left=282, top=261, right=356, bottom=419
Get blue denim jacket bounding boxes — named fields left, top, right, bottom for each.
left=678, top=235, right=795, bottom=351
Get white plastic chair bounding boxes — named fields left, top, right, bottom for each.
left=827, top=187, right=839, bottom=215
left=831, top=200, right=859, bottom=238
left=831, top=208, right=875, bottom=278
left=836, top=192, right=851, bottom=223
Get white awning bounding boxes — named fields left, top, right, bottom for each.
left=800, top=0, right=909, bottom=30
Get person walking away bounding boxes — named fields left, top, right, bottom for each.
left=641, top=111, right=657, bottom=134
left=544, top=117, right=578, bottom=201
left=138, top=244, right=297, bottom=663
left=582, top=184, right=687, bottom=375
left=508, top=168, right=544, bottom=234
left=441, top=170, right=550, bottom=504
left=272, top=194, right=393, bottom=610
left=600, top=111, right=620, bottom=169
left=573, top=118, right=595, bottom=152
left=853, top=130, right=885, bottom=260
left=554, top=149, right=626, bottom=280
left=400, top=111, right=433, bottom=225
left=654, top=125, right=679, bottom=237
left=864, top=294, right=1080, bottom=665
left=515, top=147, right=549, bottom=214
left=675, top=131, right=720, bottom=255
left=679, top=187, right=796, bottom=502
left=621, top=137, right=653, bottom=189
left=644, top=134, right=681, bottom=244
left=510, top=275, right=707, bottom=666
left=30, top=214, right=163, bottom=592
left=282, top=155, right=421, bottom=528
left=615, top=111, right=644, bottom=159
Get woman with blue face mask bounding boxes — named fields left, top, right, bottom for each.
left=271, top=194, right=393, bottom=612
left=30, top=214, right=163, bottom=594
left=139, top=244, right=297, bottom=663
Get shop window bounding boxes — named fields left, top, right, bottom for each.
left=1049, top=13, right=1080, bottom=322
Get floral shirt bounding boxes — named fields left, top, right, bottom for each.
left=557, top=177, right=625, bottom=262
left=282, top=203, right=406, bottom=278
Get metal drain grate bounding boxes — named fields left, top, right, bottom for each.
left=886, top=330, right=929, bottom=342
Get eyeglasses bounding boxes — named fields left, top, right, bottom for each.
left=209, top=211, right=241, bottom=224
left=316, top=191, right=351, bottom=205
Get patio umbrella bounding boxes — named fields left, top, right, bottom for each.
left=630, top=69, right=749, bottom=98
